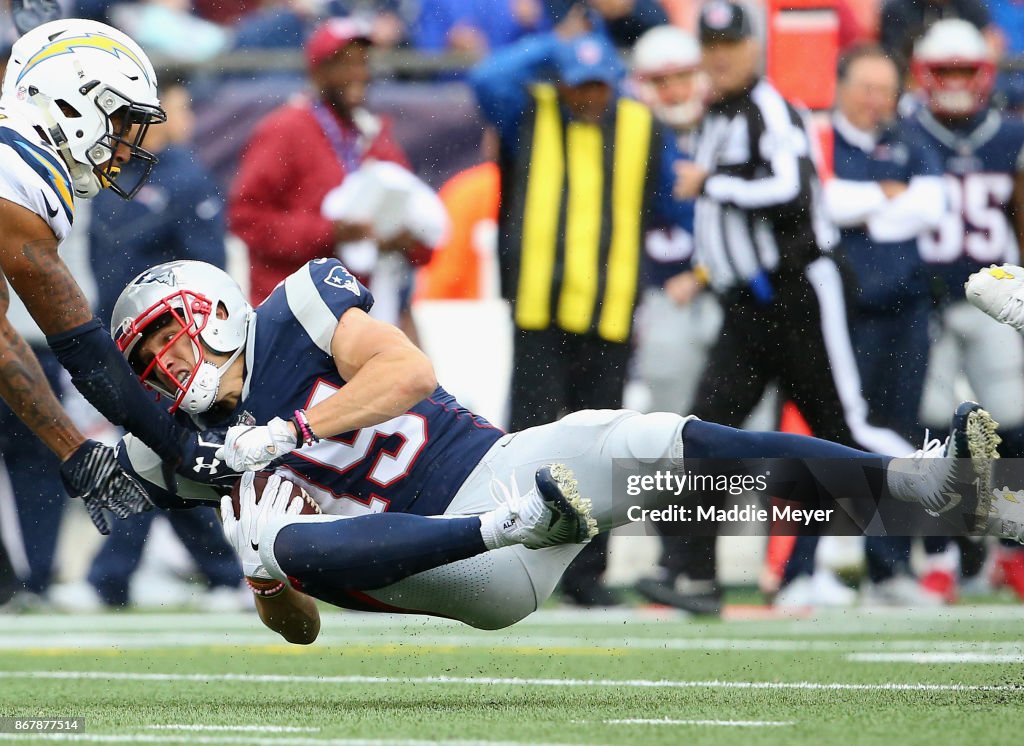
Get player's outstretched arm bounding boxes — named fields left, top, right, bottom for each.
left=218, top=307, right=436, bottom=471
left=0, top=199, right=230, bottom=484
left=251, top=583, right=321, bottom=646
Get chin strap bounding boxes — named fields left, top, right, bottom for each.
left=29, top=89, right=98, bottom=198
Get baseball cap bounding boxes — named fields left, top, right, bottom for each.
left=554, top=34, right=624, bottom=87
left=306, top=17, right=372, bottom=69
left=698, top=0, right=753, bottom=44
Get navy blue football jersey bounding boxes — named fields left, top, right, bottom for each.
left=122, top=258, right=503, bottom=516
left=907, top=108, right=1024, bottom=299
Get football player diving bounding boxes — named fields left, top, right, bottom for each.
left=0, top=19, right=238, bottom=534
left=109, top=259, right=1020, bottom=643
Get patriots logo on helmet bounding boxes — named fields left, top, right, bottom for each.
left=324, top=265, right=361, bottom=296
left=134, top=267, right=177, bottom=287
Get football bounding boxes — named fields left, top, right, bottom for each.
left=228, top=471, right=322, bottom=519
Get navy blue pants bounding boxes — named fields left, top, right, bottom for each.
left=88, top=507, right=242, bottom=607
left=0, top=347, right=67, bottom=595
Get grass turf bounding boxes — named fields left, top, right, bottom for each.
left=0, top=605, right=1022, bottom=745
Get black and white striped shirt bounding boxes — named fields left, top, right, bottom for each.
left=693, top=78, right=836, bottom=294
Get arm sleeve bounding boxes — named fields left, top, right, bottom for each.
left=468, top=32, right=560, bottom=147
left=282, top=259, right=375, bottom=354
left=824, top=178, right=887, bottom=227
left=228, top=114, right=336, bottom=264
left=702, top=89, right=806, bottom=210
left=47, top=318, right=190, bottom=465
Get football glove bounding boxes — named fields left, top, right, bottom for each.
left=60, top=440, right=153, bottom=535
left=219, top=472, right=304, bottom=578
left=215, top=417, right=297, bottom=472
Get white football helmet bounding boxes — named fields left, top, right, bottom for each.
left=112, top=261, right=252, bottom=415
left=1, top=18, right=166, bottom=199
left=911, top=19, right=995, bottom=118
left=631, top=25, right=704, bottom=129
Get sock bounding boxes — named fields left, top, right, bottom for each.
left=269, top=512, right=488, bottom=592
left=681, top=420, right=889, bottom=507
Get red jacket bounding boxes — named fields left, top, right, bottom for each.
left=229, top=98, right=411, bottom=303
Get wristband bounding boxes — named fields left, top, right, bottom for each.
left=246, top=577, right=286, bottom=598
left=293, top=409, right=320, bottom=447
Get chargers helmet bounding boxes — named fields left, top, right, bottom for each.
left=631, top=25, right=704, bottom=129
left=911, top=19, right=995, bottom=118
left=1, top=18, right=166, bottom=199
left=112, top=261, right=252, bottom=415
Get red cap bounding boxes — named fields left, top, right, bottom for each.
left=306, top=18, right=372, bottom=69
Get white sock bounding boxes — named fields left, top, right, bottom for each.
left=479, top=505, right=515, bottom=550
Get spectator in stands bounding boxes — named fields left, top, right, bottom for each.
left=59, top=82, right=245, bottom=612
left=229, top=18, right=430, bottom=309
left=470, top=8, right=688, bottom=606
left=825, top=45, right=946, bottom=606
left=413, top=0, right=551, bottom=57
left=546, top=0, right=667, bottom=47
left=879, top=0, right=992, bottom=67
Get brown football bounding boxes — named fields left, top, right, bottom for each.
left=229, top=471, right=322, bottom=519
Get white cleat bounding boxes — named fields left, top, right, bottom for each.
left=888, top=402, right=1000, bottom=531
left=484, top=465, right=598, bottom=550
left=965, top=264, right=1024, bottom=331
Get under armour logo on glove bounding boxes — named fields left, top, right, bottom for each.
left=165, top=428, right=241, bottom=489
left=194, top=457, right=223, bottom=474
left=60, top=440, right=154, bottom=535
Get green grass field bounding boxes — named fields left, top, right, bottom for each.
left=1, top=603, right=1023, bottom=745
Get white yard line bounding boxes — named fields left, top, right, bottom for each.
left=849, top=652, right=1024, bottom=664
left=602, top=718, right=794, bottom=727
left=0, top=736, right=581, bottom=746
left=0, top=670, right=1018, bottom=693
left=3, top=632, right=1024, bottom=655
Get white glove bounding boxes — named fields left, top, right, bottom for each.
left=219, top=471, right=304, bottom=579
left=215, top=417, right=297, bottom=471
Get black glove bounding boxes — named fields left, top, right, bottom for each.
left=164, top=426, right=241, bottom=490
left=60, top=440, right=154, bottom=535
left=11, top=0, right=62, bottom=35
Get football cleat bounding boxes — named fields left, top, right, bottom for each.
left=965, top=264, right=1024, bottom=331
left=487, top=465, right=598, bottom=550
left=888, top=402, right=1000, bottom=532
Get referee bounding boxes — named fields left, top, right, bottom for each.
left=673, top=0, right=914, bottom=603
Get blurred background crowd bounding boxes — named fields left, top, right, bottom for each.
left=0, top=0, right=1023, bottom=618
